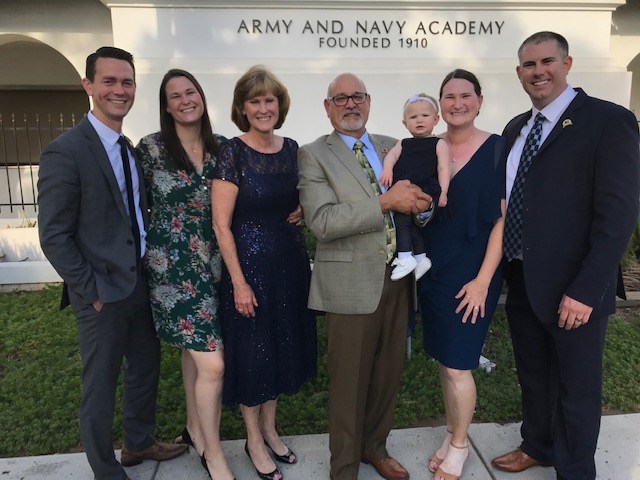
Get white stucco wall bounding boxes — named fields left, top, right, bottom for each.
left=96, top=0, right=633, bottom=145
left=0, top=0, right=636, bottom=144
left=0, top=40, right=82, bottom=86
left=610, top=34, right=640, bottom=116
left=0, top=0, right=113, bottom=82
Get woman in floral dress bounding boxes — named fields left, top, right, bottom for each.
left=136, top=69, right=234, bottom=480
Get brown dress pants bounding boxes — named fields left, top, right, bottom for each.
left=326, top=268, right=411, bottom=480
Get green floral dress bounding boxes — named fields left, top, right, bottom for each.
left=136, top=132, right=224, bottom=351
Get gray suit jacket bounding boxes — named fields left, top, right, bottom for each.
left=38, top=116, right=148, bottom=308
left=297, top=131, right=397, bottom=314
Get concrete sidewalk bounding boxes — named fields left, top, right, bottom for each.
left=2, top=414, right=638, bottom=480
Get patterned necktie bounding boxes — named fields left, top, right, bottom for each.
left=504, top=112, right=546, bottom=261
left=118, top=136, right=141, bottom=263
left=353, top=140, right=396, bottom=263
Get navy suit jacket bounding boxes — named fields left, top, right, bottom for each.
left=503, top=88, right=639, bottom=322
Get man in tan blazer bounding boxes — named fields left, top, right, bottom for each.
left=298, top=73, right=431, bottom=480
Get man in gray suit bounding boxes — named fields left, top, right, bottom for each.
left=298, top=73, right=431, bottom=480
left=38, top=47, right=186, bottom=480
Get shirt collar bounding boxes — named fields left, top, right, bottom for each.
left=534, top=84, right=577, bottom=124
left=336, top=130, right=375, bottom=154
left=87, top=111, right=121, bottom=147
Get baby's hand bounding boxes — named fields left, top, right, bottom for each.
left=438, top=193, right=448, bottom=207
left=380, top=169, right=393, bottom=187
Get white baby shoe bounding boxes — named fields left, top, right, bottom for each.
left=414, top=257, right=432, bottom=280
left=390, top=256, right=418, bottom=281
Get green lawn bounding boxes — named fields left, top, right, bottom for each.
left=1, top=285, right=639, bottom=457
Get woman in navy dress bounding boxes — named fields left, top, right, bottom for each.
left=212, top=66, right=317, bottom=480
left=419, top=69, right=506, bottom=480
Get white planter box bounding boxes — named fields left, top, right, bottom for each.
left=0, top=226, right=45, bottom=262
left=0, top=226, right=62, bottom=284
left=0, top=261, right=61, bottom=284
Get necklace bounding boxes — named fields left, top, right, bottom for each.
left=447, top=132, right=475, bottom=163
left=182, top=141, right=202, bottom=154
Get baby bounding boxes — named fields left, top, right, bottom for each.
left=380, top=93, right=451, bottom=281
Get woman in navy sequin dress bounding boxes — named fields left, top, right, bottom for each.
left=212, top=66, right=317, bottom=480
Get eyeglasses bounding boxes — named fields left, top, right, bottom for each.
left=327, top=93, right=369, bottom=107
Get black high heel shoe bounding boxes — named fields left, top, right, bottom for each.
left=244, top=441, right=283, bottom=480
left=264, top=440, right=297, bottom=464
left=201, top=452, right=237, bottom=480
left=201, top=453, right=211, bottom=478
left=175, top=427, right=196, bottom=451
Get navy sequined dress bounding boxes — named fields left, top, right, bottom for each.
left=214, top=137, right=317, bottom=407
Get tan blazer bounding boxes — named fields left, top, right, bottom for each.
left=297, top=131, right=397, bottom=314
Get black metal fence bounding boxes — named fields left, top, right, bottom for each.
left=0, top=113, right=77, bottom=215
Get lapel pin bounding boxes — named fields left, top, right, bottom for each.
left=562, top=119, right=573, bottom=128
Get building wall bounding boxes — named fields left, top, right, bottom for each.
left=0, top=41, right=89, bottom=120
left=0, top=0, right=638, bottom=213
left=0, top=0, right=111, bottom=218
left=610, top=34, right=640, bottom=117
left=100, top=0, right=635, bottom=145
left=0, top=0, right=113, bottom=78
left=1, top=0, right=637, bottom=143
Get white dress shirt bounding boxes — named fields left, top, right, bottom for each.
left=87, top=112, right=147, bottom=256
left=506, top=85, right=578, bottom=206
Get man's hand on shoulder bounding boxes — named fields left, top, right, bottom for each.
left=380, top=180, right=432, bottom=214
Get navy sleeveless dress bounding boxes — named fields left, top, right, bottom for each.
left=214, top=137, right=318, bottom=406
left=419, top=134, right=505, bottom=370
left=393, top=136, right=442, bottom=200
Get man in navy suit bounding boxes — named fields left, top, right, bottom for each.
left=38, top=47, right=186, bottom=480
left=491, top=31, right=639, bottom=479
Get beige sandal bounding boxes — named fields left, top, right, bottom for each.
left=428, top=430, right=453, bottom=473
left=432, top=443, right=468, bottom=480
left=428, top=453, right=444, bottom=473
left=433, top=466, right=460, bottom=480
